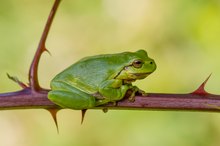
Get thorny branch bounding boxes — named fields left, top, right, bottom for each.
left=1, top=0, right=220, bottom=127
left=1, top=74, right=220, bottom=112
left=28, top=0, right=61, bottom=92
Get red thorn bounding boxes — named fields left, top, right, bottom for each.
left=81, top=109, right=87, bottom=124
left=7, top=73, right=28, bottom=89
left=47, top=108, right=60, bottom=133
left=44, top=47, right=52, bottom=56
left=192, top=74, right=212, bottom=95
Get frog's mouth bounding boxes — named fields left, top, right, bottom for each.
left=130, top=72, right=152, bottom=79
left=131, top=72, right=152, bottom=77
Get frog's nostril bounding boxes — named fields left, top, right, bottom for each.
left=150, top=61, right=153, bottom=65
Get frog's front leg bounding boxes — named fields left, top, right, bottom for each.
left=126, top=86, right=146, bottom=102
left=48, top=81, right=96, bottom=110
left=97, top=79, right=130, bottom=106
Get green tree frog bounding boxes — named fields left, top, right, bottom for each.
left=48, top=50, right=156, bottom=109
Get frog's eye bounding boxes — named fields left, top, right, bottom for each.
left=132, top=60, right=143, bottom=68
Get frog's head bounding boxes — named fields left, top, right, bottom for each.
left=116, top=50, right=156, bottom=81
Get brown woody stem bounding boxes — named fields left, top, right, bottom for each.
left=0, top=90, right=220, bottom=112
left=28, top=0, right=61, bottom=91
left=1, top=0, right=220, bottom=114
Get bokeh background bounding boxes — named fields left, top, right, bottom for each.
left=1, top=0, right=220, bottom=146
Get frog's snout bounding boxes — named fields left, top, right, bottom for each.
left=148, top=59, right=156, bottom=71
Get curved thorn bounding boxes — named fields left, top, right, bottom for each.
left=192, top=73, right=212, bottom=95
left=47, top=108, right=60, bottom=133
left=7, top=73, right=28, bottom=89
left=28, top=0, right=61, bottom=91
left=81, top=109, right=87, bottom=124
left=44, top=47, right=52, bottom=56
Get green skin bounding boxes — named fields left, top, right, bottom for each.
left=48, top=50, right=156, bottom=110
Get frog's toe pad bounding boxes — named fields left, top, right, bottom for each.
left=128, top=96, right=135, bottom=102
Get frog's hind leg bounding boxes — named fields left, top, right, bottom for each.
left=48, top=81, right=96, bottom=110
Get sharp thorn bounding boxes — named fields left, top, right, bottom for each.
left=192, top=73, right=212, bottom=95
left=81, top=109, right=87, bottom=124
left=47, top=108, right=60, bottom=133
left=44, top=47, right=52, bottom=56
left=7, top=73, right=28, bottom=89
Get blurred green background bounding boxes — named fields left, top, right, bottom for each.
left=1, top=0, right=220, bottom=146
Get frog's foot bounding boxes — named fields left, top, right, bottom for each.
left=95, top=98, right=110, bottom=106
left=128, top=94, right=136, bottom=102
left=101, top=101, right=118, bottom=113
left=136, top=89, right=148, bottom=96
left=93, top=92, right=105, bottom=100
left=107, top=101, right=118, bottom=106
left=126, top=86, right=145, bottom=102
left=102, top=108, right=108, bottom=113
left=127, top=89, right=137, bottom=102
left=124, top=88, right=135, bottom=102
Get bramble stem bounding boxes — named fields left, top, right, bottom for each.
left=1, top=0, right=220, bottom=114
left=28, top=0, right=61, bottom=91
left=0, top=90, right=220, bottom=112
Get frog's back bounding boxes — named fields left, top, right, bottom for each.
left=52, top=52, right=135, bottom=94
